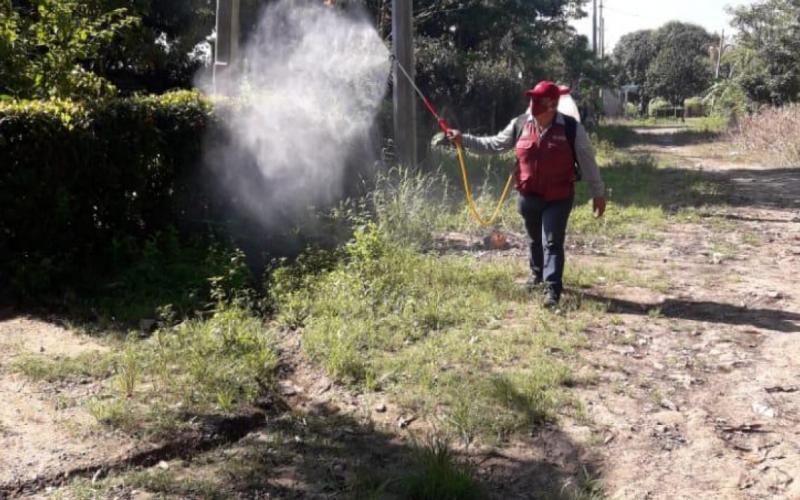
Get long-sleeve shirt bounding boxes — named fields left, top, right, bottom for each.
left=460, top=112, right=606, bottom=198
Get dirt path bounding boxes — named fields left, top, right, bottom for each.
left=572, top=134, right=800, bottom=499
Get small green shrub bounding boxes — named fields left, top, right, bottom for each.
left=648, top=97, right=670, bottom=117
left=704, top=80, right=749, bottom=122
left=370, top=166, right=462, bottom=248
left=146, top=302, right=278, bottom=413
left=683, top=97, right=706, bottom=117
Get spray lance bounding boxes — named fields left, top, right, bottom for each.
left=392, top=58, right=515, bottom=228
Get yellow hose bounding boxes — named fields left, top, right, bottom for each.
left=455, top=141, right=515, bottom=227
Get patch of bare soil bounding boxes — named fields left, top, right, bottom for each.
left=0, top=318, right=137, bottom=494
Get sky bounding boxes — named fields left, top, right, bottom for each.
left=570, top=0, right=758, bottom=53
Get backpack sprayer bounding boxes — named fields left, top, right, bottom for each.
left=392, top=58, right=515, bottom=227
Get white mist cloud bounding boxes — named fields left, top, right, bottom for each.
left=207, top=0, right=389, bottom=229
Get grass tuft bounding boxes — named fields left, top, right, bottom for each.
left=12, top=350, right=114, bottom=383
left=401, top=436, right=485, bottom=500
left=88, top=300, right=278, bottom=436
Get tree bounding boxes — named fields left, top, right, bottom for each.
left=729, top=0, right=800, bottom=104
left=645, top=22, right=714, bottom=108
left=0, top=0, right=139, bottom=99
left=651, top=21, right=714, bottom=57
left=390, top=0, right=601, bottom=128
left=613, top=30, right=655, bottom=87
left=611, top=21, right=714, bottom=113
left=646, top=45, right=712, bottom=108
left=0, top=1, right=26, bottom=96
left=612, top=30, right=657, bottom=112
left=95, top=0, right=216, bottom=93
left=1, top=0, right=220, bottom=98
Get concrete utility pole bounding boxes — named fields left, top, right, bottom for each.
left=214, top=0, right=241, bottom=94
left=599, top=0, right=605, bottom=57
left=392, top=0, right=418, bottom=167
left=592, top=0, right=598, bottom=56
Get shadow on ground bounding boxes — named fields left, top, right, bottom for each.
left=578, top=291, right=800, bottom=333
left=76, top=400, right=600, bottom=499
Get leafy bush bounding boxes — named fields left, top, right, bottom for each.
left=0, top=0, right=139, bottom=99
left=0, top=91, right=214, bottom=298
left=647, top=97, right=671, bottom=118
left=683, top=97, right=706, bottom=117
left=704, top=80, right=749, bottom=122
left=732, top=104, right=800, bottom=166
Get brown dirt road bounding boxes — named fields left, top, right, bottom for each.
left=572, top=131, right=800, bottom=499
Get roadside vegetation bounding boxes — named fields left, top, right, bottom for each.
left=731, top=104, right=800, bottom=166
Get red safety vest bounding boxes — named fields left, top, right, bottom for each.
left=514, top=120, right=577, bottom=201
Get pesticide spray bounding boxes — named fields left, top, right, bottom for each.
left=205, top=0, right=390, bottom=233
left=205, top=0, right=582, bottom=238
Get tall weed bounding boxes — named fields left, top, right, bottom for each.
left=89, top=300, right=278, bottom=435
left=732, top=104, right=800, bottom=166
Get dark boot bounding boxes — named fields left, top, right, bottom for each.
left=543, top=286, right=560, bottom=309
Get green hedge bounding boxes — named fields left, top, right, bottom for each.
left=0, top=91, right=215, bottom=297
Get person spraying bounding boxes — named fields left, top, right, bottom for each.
left=445, top=81, right=607, bottom=308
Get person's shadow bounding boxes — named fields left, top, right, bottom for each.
left=577, top=292, right=800, bottom=333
